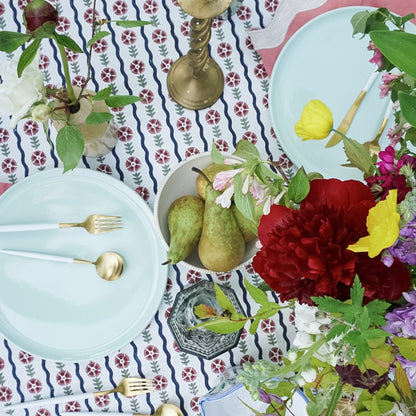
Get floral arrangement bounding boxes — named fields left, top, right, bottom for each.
left=193, top=8, right=416, bottom=416
left=0, top=0, right=149, bottom=171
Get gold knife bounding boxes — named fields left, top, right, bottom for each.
left=325, top=71, right=379, bottom=147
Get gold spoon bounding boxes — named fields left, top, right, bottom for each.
left=135, top=404, right=184, bottom=416
left=0, top=249, right=124, bottom=281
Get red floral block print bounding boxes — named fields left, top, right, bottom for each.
left=253, top=179, right=410, bottom=305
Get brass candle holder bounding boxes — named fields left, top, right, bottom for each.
left=167, top=0, right=232, bottom=110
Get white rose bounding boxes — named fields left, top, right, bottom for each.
left=0, top=53, right=45, bottom=128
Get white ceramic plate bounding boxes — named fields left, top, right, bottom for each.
left=270, top=6, right=395, bottom=181
left=0, top=168, right=167, bottom=361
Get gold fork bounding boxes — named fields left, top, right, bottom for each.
left=363, top=100, right=393, bottom=157
left=59, top=214, right=123, bottom=233
left=94, top=377, right=156, bottom=397
left=6, top=377, right=155, bottom=410
left=0, top=214, right=123, bottom=233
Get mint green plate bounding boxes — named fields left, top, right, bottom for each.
left=269, top=6, right=395, bottom=181
left=0, top=168, right=167, bottom=362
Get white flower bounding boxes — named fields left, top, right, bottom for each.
left=294, top=302, right=331, bottom=334
left=300, top=367, right=317, bottom=383
left=242, top=174, right=250, bottom=194
left=0, top=53, right=45, bottom=128
left=293, top=331, right=314, bottom=349
left=215, top=184, right=234, bottom=208
left=287, top=349, right=298, bottom=362
left=250, top=177, right=267, bottom=200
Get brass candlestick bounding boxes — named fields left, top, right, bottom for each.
left=167, top=0, right=232, bottom=110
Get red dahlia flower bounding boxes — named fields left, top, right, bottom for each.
left=253, top=178, right=410, bottom=305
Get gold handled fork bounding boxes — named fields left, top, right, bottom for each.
left=59, top=214, right=123, bottom=233
left=94, top=377, right=156, bottom=397
left=5, top=378, right=155, bottom=411
left=0, top=214, right=123, bottom=233
left=326, top=71, right=379, bottom=148
left=363, top=100, right=393, bottom=157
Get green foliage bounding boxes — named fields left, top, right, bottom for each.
left=56, top=126, right=84, bottom=172
left=87, top=30, right=110, bottom=48
left=104, top=95, right=141, bottom=107
left=0, top=31, right=31, bottom=53
left=115, top=20, right=152, bottom=28
left=399, top=91, right=416, bottom=128
left=17, top=38, right=41, bottom=77
left=342, top=137, right=375, bottom=175
left=287, top=167, right=309, bottom=203
left=54, top=33, right=83, bottom=53
left=85, top=111, right=114, bottom=125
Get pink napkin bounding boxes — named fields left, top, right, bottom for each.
left=250, top=0, right=416, bottom=76
left=0, top=183, right=12, bottom=196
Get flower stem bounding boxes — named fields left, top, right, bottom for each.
left=57, top=42, right=76, bottom=104
left=324, top=379, right=342, bottom=416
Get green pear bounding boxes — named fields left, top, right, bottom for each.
left=165, top=195, right=204, bottom=265
left=198, top=183, right=245, bottom=272
left=196, top=163, right=233, bottom=200
left=231, top=204, right=257, bottom=242
left=232, top=201, right=266, bottom=242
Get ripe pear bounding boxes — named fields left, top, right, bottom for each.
left=231, top=204, right=257, bottom=242
left=165, top=195, right=204, bottom=265
left=232, top=201, right=266, bottom=242
left=198, top=183, right=245, bottom=272
left=196, top=163, right=233, bottom=200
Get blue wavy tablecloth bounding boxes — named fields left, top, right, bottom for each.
left=0, top=0, right=297, bottom=415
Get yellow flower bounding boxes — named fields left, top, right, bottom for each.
left=295, top=100, right=333, bottom=141
left=347, top=190, right=400, bottom=258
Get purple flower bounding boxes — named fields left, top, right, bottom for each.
left=258, top=388, right=284, bottom=405
left=388, top=218, right=416, bottom=265
left=385, top=291, right=416, bottom=338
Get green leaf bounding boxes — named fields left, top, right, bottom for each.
left=233, top=173, right=255, bottom=221
left=233, top=139, right=261, bottom=160
left=0, top=31, right=31, bottom=53
left=351, top=11, right=372, bottom=35
left=194, top=304, right=217, bottom=319
left=287, top=167, right=309, bottom=203
left=393, top=336, right=416, bottom=360
left=356, top=307, right=370, bottom=331
left=312, top=296, right=350, bottom=314
left=192, top=316, right=246, bottom=334
left=326, top=323, right=349, bottom=340
left=210, top=144, right=226, bottom=164
left=115, top=20, right=152, bottom=28
left=244, top=279, right=268, bottom=305
left=249, top=317, right=260, bottom=335
left=350, top=275, right=364, bottom=306
left=104, top=95, right=141, bottom=107
left=92, top=87, right=113, bottom=101
left=398, top=91, right=416, bottom=128
left=53, top=33, right=83, bottom=53
left=86, top=30, right=110, bottom=48
left=255, top=303, right=281, bottom=320
left=214, top=283, right=237, bottom=315
left=395, top=360, right=412, bottom=400
left=85, top=111, right=114, bottom=125
left=17, top=39, right=41, bottom=77
left=370, top=30, right=416, bottom=79
left=342, top=137, right=374, bottom=175
left=56, top=126, right=84, bottom=172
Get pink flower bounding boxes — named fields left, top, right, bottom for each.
left=212, top=168, right=242, bottom=190
left=379, top=73, right=398, bottom=98
left=387, top=125, right=404, bottom=147
left=367, top=41, right=383, bottom=68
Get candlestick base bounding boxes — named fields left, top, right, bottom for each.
left=167, top=54, right=224, bottom=110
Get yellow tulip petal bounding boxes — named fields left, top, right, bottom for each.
left=295, top=100, right=333, bottom=141
left=348, top=190, right=400, bottom=258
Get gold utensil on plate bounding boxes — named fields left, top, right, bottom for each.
left=4, top=378, right=155, bottom=411
left=0, top=214, right=123, bottom=233
left=0, top=249, right=125, bottom=281
left=61, top=404, right=183, bottom=416
left=326, top=71, right=379, bottom=148
left=363, top=100, right=393, bottom=157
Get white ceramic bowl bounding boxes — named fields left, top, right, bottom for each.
left=154, top=152, right=258, bottom=274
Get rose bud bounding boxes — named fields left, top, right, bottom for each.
left=23, top=0, right=58, bottom=38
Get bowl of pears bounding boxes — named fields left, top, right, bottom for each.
left=154, top=152, right=260, bottom=273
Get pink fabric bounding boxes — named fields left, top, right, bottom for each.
left=255, top=0, right=416, bottom=76
left=0, top=183, right=12, bottom=195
